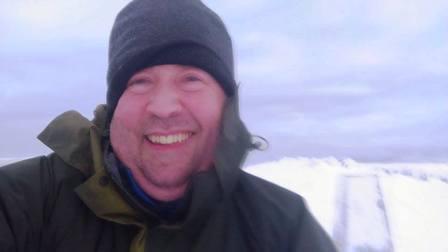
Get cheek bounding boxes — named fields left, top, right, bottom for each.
left=115, top=93, right=141, bottom=116
left=188, top=96, right=225, bottom=132
left=110, top=94, right=146, bottom=152
left=113, top=93, right=147, bottom=129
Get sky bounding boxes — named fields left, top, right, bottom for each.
left=1, top=0, right=447, bottom=164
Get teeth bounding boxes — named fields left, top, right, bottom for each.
left=148, top=133, right=192, bottom=145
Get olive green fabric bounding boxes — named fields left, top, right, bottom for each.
left=0, top=100, right=337, bottom=251
left=36, top=107, right=145, bottom=252
left=76, top=170, right=146, bottom=252
left=37, top=110, right=94, bottom=175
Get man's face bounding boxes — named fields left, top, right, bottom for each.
left=110, top=64, right=226, bottom=200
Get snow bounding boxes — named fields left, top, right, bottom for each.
left=244, top=157, right=448, bottom=252
left=340, top=175, right=393, bottom=251
left=2, top=156, right=448, bottom=251
left=381, top=176, right=448, bottom=252
left=244, top=157, right=340, bottom=233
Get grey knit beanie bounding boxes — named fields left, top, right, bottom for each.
left=106, top=0, right=236, bottom=117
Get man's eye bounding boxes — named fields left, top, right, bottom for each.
left=181, top=75, right=205, bottom=91
left=185, top=75, right=202, bottom=82
left=127, top=79, right=153, bottom=93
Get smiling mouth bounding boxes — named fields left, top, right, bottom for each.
left=146, top=132, right=194, bottom=145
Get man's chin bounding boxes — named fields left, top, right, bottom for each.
left=149, top=176, right=190, bottom=189
left=141, top=166, right=192, bottom=189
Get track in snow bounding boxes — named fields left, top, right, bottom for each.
left=333, top=175, right=394, bottom=252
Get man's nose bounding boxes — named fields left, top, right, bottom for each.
left=145, top=85, right=182, bottom=118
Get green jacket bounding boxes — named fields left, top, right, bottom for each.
left=0, top=102, right=336, bottom=252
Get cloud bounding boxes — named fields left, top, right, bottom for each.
left=0, top=0, right=129, bottom=46
left=1, top=0, right=447, bottom=163
left=303, top=84, right=376, bottom=96
left=237, top=32, right=305, bottom=83
left=365, top=0, right=448, bottom=35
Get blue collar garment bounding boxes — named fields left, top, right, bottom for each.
left=119, top=163, right=190, bottom=222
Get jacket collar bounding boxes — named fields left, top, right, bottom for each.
left=37, top=106, right=106, bottom=176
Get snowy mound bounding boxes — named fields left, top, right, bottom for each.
left=244, top=157, right=448, bottom=252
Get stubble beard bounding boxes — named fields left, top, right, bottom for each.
left=137, top=152, right=197, bottom=190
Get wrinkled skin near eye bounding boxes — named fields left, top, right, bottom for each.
left=110, top=64, right=227, bottom=201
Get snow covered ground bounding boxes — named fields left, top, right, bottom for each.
left=245, top=157, right=448, bottom=252
left=2, top=157, right=447, bottom=251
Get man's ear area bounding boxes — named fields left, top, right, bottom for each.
left=215, top=87, right=255, bottom=157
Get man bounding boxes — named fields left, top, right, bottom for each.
left=0, top=0, right=336, bottom=251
